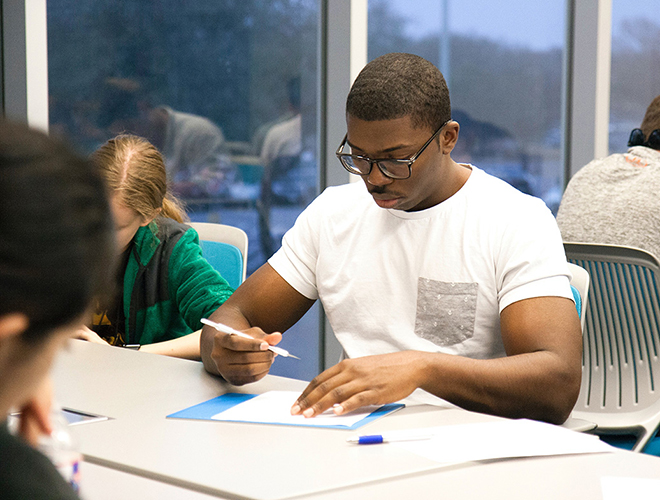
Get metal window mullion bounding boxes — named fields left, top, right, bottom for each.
left=564, top=0, right=612, bottom=182
left=2, top=0, right=48, bottom=130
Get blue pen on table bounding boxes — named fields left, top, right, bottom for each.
left=347, top=432, right=434, bottom=445
left=201, top=318, right=300, bottom=360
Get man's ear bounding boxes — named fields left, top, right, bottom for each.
left=440, top=121, right=460, bottom=155
left=0, top=313, right=29, bottom=341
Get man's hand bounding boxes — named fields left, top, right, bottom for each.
left=201, top=264, right=316, bottom=383
left=206, top=326, right=283, bottom=386
left=74, top=325, right=109, bottom=345
left=291, top=351, right=423, bottom=417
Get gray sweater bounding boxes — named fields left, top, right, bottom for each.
left=556, top=145, right=660, bottom=260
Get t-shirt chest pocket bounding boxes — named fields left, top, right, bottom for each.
left=414, top=278, right=478, bottom=347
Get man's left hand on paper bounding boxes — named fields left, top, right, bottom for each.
left=290, top=351, right=422, bottom=417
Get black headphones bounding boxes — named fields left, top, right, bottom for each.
left=628, top=128, right=660, bottom=150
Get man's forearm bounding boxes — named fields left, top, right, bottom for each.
left=416, top=349, right=581, bottom=424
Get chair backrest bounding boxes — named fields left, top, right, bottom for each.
left=567, top=262, right=590, bottom=333
left=189, top=222, right=248, bottom=289
left=564, top=242, right=660, bottom=450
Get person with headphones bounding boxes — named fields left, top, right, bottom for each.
left=557, top=94, right=660, bottom=260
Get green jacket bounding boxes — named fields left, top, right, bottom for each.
left=123, top=217, right=234, bottom=345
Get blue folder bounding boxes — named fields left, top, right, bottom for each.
left=167, top=393, right=404, bottom=430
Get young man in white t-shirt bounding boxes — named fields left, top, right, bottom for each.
left=201, top=53, right=581, bottom=425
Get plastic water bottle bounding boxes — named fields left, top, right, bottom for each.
left=39, top=408, right=82, bottom=492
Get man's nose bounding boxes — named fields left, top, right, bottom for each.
left=366, top=162, right=394, bottom=186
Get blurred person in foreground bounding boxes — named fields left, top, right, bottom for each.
left=0, top=121, right=115, bottom=499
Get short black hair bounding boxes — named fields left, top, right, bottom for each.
left=0, top=121, right=115, bottom=342
left=346, top=53, right=451, bottom=131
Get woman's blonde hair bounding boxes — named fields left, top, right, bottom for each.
left=91, top=134, right=187, bottom=223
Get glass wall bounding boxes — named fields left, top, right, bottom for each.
left=368, top=0, right=566, bottom=213
left=609, top=0, right=660, bottom=154
left=47, top=0, right=321, bottom=380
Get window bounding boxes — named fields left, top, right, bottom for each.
left=369, top=0, right=567, bottom=213
left=609, top=0, right=660, bottom=154
left=47, top=0, right=321, bottom=380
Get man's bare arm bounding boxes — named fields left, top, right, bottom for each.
left=200, top=263, right=315, bottom=384
left=292, top=296, right=582, bottom=424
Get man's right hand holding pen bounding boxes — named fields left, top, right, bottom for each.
left=200, top=318, right=284, bottom=386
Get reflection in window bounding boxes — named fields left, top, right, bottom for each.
left=369, top=0, right=566, bottom=213
left=47, top=0, right=321, bottom=380
left=48, top=0, right=319, bottom=273
left=609, top=1, right=660, bottom=154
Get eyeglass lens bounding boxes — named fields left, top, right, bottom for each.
left=342, top=156, right=409, bottom=178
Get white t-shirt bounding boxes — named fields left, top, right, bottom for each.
left=269, top=165, right=573, bottom=362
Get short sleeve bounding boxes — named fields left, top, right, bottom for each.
left=268, top=194, right=326, bottom=300
left=496, top=198, right=574, bottom=312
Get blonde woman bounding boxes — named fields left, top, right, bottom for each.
left=77, top=135, right=233, bottom=359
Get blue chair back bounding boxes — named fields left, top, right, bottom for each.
left=198, top=240, right=243, bottom=290
left=571, top=285, right=582, bottom=318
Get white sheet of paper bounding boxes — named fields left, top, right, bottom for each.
left=211, top=390, right=384, bottom=427
left=601, top=476, right=660, bottom=499
left=393, top=418, right=613, bottom=464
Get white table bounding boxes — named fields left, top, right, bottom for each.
left=53, top=340, right=660, bottom=500
left=79, top=462, right=225, bottom=500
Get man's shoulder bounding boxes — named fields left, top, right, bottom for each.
left=315, top=182, right=369, bottom=206
left=469, top=166, right=550, bottom=216
left=571, top=152, right=638, bottom=180
left=563, top=151, right=660, bottom=199
left=165, top=107, right=224, bottom=141
left=294, top=182, right=372, bottom=228
left=265, top=113, right=301, bottom=139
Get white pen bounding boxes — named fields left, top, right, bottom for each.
left=201, top=318, right=300, bottom=360
left=347, top=433, right=434, bottom=445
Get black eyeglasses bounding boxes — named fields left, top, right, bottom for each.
left=628, top=128, right=660, bottom=150
left=335, top=120, right=450, bottom=180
